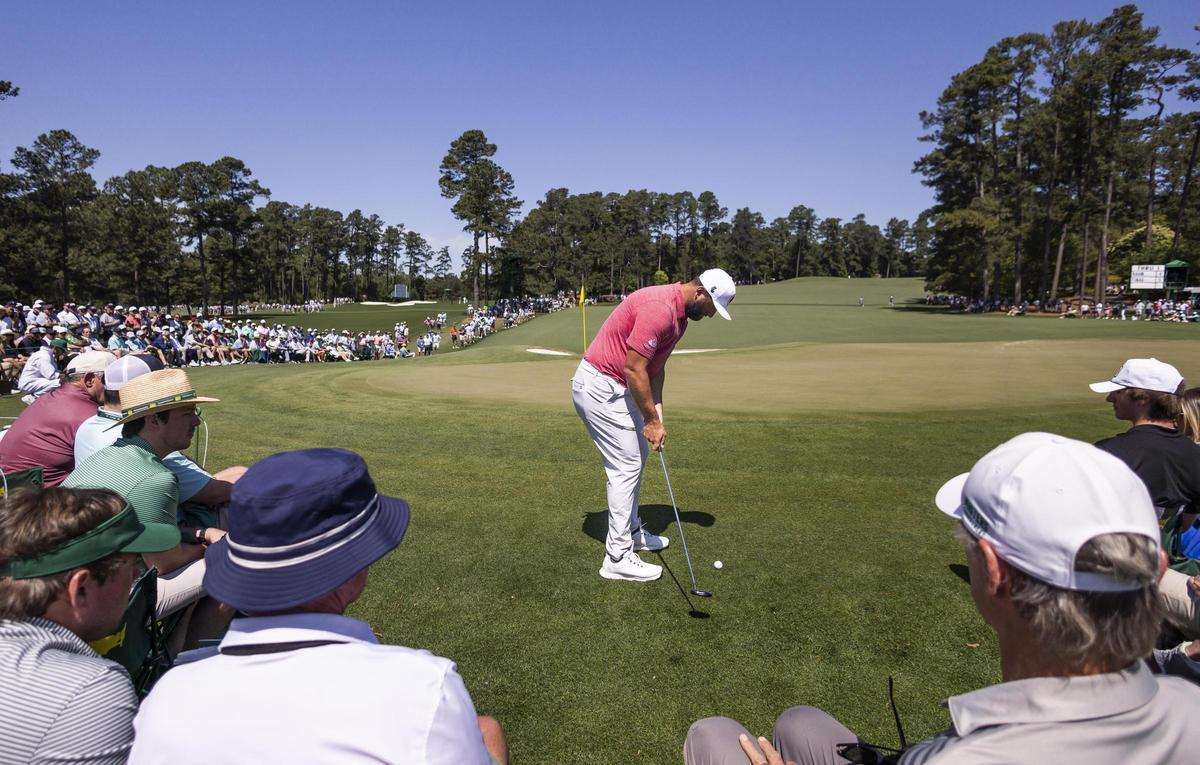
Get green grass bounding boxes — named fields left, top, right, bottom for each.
left=2, top=277, right=1197, bottom=764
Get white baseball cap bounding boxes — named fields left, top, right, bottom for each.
left=1089, top=358, right=1183, bottom=394
left=66, top=351, right=117, bottom=375
left=104, top=353, right=163, bottom=391
left=934, top=432, right=1159, bottom=592
left=698, top=268, right=736, bottom=320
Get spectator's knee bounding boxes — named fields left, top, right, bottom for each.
left=684, top=716, right=751, bottom=765
left=774, top=705, right=827, bottom=730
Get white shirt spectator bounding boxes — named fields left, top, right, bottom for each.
left=17, top=346, right=61, bottom=397
left=128, top=613, right=491, bottom=765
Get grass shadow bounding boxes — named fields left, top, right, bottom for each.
left=654, top=551, right=710, bottom=619
left=581, top=504, right=717, bottom=545
left=948, top=563, right=970, bottom=584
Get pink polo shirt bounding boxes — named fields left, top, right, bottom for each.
left=584, top=283, right=687, bottom=386
left=0, top=384, right=99, bottom=486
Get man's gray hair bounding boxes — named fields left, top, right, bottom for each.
left=959, top=528, right=1160, bottom=669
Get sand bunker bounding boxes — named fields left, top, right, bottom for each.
left=526, top=348, right=573, bottom=356
left=674, top=348, right=723, bottom=354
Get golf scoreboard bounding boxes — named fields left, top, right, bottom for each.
left=1130, top=265, right=1165, bottom=290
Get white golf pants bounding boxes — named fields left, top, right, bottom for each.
left=572, top=360, right=648, bottom=561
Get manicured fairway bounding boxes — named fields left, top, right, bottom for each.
left=3, top=279, right=1197, bottom=764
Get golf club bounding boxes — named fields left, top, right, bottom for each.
left=659, top=449, right=712, bottom=598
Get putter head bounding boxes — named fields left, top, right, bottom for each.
left=690, top=589, right=713, bottom=598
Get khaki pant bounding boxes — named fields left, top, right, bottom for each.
left=1160, top=568, right=1200, bottom=639
left=685, top=708, right=862, bottom=765
left=571, top=360, right=648, bottom=561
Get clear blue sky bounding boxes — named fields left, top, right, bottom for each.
left=3, top=1, right=1196, bottom=258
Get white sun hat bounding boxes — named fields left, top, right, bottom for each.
left=934, top=432, right=1159, bottom=592
left=1089, top=358, right=1183, bottom=394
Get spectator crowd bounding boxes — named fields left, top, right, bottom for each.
left=2, top=296, right=553, bottom=405
left=923, top=292, right=1199, bottom=321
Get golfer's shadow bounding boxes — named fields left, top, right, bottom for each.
left=581, top=504, right=716, bottom=545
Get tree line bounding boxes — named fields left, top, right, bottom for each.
left=916, top=5, right=1200, bottom=304
left=498, top=189, right=930, bottom=297
left=0, top=127, right=457, bottom=312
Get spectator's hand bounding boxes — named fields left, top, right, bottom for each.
left=203, top=528, right=227, bottom=545
left=1187, top=575, right=1200, bottom=598
left=738, top=734, right=796, bottom=765
left=643, top=419, right=666, bottom=451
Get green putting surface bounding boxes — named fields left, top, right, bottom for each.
left=2, top=277, right=1195, bottom=764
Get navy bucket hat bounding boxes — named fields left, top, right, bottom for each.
left=203, top=448, right=410, bottom=612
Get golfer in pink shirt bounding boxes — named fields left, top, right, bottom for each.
left=572, top=269, right=735, bottom=582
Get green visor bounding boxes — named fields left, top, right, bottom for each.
left=0, top=503, right=179, bottom=579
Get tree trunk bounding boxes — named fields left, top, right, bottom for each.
left=1050, top=222, right=1068, bottom=302
left=1170, top=119, right=1200, bottom=258
left=198, top=232, right=210, bottom=317
left=1038, top=117, right=1062, bottom=301
left=471, top=231, right=480, bottom=307
left=217, top=258, right=227, bottom=317
left=59, top=201, right=71, bottom=300
left=1078, top=217, right=1091, bottom=298
left=1096, top=172, right=1115, bottom=303
left=1145, top=92, right=1167, bottom=253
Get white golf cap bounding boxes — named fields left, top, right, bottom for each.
left=934, top=432, right=1159, bottom=592
left=698, top=268, right=736, bottom=320
left=66, top=351, right=117, bottom=375
left=1089, top=358, right=1183, bottom=394
left=104, top=354, right=164, bottom=391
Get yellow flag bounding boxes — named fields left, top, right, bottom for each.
left=580, top=285, right=587, bottom=354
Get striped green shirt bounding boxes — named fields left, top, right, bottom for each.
left=62, top=436, right=182, bottom=537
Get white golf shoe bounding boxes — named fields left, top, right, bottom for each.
left=631, top=527, right=669, bottom=552
left=599, top=552, right=662, bottom=582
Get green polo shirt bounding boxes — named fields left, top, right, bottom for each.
left=62, top=435, right=183, bottom=541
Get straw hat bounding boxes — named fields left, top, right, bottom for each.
left=114, top=368, right=219, bottom=425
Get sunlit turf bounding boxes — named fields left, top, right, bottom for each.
left=2, top=277, right=1197, bottom=764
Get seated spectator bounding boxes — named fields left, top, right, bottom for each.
left=148, top=328, right=173, bottom=367
left=686, top=434, right=1198, bottom=765
left=0, top=351, right=116, bottom=486
left=14, top=325, right=40, bottom=358
left=74, top=353, right=246, bottom=510
left=202, top=327, right=229, bottom=365
left=17, top=336, right=69, bottom=404
left=128, top=448, right=508, bottom=765
left=0, top=487, right=178, bottom=765
left=63, top=369, right=231, bottom=651
left=77, top=326, right=103, bottom=352
left=1090, top=358, right=1200, bottom=522
left=1088, top=361, right=1200, bottom=645
left=0, top=327, right=25, bottom=388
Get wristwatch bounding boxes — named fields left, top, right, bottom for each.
left=194, top=527, right=208, bottom=545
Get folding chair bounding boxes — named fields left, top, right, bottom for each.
left=89, top=567, right=186, bottom=698
left=1, top=466, right=44, bottom=500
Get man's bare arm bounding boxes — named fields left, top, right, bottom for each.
left=650, top=368, right=665, bottom=424
left=625, top=349, right=665, bottom=450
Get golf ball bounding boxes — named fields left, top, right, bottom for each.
left=713, top=560, right=723, bottom=570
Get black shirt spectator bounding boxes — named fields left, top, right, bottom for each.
left=1096, top=426, right=1200, bottom=517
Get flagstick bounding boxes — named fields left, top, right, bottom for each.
left=580, top=286, right=587, bottom=354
